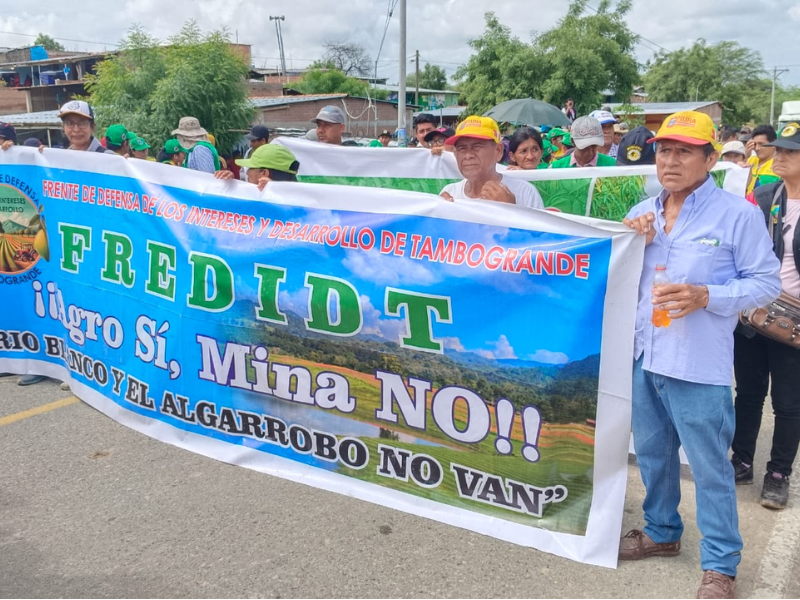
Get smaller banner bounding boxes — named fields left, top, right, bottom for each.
left=274, top=137, right=750, bottom=221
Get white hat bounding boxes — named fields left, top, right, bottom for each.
left=589, top=110, right=618, bottom=125
left=57, top=100, right=94, bottom=120
left=721, top=141, right=746, bottom=156
left=172, top=116, right=208, bottom=137
left=570, top=116, right=605, bottom=149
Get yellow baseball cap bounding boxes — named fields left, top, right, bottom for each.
left=446, top=115, right=501, bottom=145
left=649, top=111, right=717, bottom=146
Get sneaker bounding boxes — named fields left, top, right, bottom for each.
left=760, top=472, right=790, bottom=510
left=696, top=570, right=736, bottom=599
left=732, top=455, right=753, bottom=485
left=17, top=374, right=48, bottom=386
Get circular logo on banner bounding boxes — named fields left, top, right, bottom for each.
left=0, top=184, right=49, bottom=275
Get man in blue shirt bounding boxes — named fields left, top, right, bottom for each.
left=620, top=111, right=781, bottom=599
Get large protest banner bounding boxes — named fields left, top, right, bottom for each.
left=0, top=147, right=643, bottom=568
left=275, top=137, right=749, bottom=221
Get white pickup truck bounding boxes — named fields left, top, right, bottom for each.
left=779, top=101, right=800, bottom=129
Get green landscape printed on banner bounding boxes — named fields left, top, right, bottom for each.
left=298, top=170, right=730, bottom=222
left=591, top=175, right=649, bottom=222
left=533, top=179, right=592, bottom=216
left=298, top=175, right=459, bottom=195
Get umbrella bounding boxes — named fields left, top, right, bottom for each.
left=484, top=99, right=571, bottom=128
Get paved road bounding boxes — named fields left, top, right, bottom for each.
left=1, top=375, right=798, bottom=599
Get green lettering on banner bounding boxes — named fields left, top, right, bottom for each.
left=146, top=241, right=177, bottom=300
left=385, top=288, right=452, bottom=353
left=305, top=273, right=362, bottom=336
left=187, top=251, right=234, bottom=312
left=254, top=264, right=287, bottom=324
left=58, top=223, right=91, bottom=273
left=101, top=231, right=135, bottom=287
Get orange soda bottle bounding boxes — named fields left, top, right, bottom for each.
left=651, top=264, right=671, bottom=328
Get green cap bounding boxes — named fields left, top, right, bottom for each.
left=542, top=139, right=553, bottom=157
left=105, top=124, right=130, bottom=146
left=563, top=132, right=572, bottom=146
left=548, top=127, right=567, bottom=140
left=164, top=139, right=187, bottom=155
left=235, top=144, right=298, bottom=174
left=130, top=137, right=151, bottom=151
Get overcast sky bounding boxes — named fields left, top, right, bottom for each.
left=2, top=0, right=799, bottom=88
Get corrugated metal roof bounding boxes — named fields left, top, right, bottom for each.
left=0, top=109, right=61, bottom=126
left=250, top=94, right=347, bottom=108
left=374, top=84, right=459, bottom=94
left=413, top=106, right=466, bottom=118
left=0, top=50, right=111, bottom=69
left=605, top=101, right=719, bottom=115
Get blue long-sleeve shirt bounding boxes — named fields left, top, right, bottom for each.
left=627, top=176, right=781, bottom=386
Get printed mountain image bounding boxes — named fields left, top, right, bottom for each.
left=214, top=304, right=600, bottom=536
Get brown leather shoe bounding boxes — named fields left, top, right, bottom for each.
left=696, top=570, right=736, bottom=599
left=618, top=529, right=681, bottom=560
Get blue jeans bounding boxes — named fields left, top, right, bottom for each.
left=632, top=357, right=742, bottom=576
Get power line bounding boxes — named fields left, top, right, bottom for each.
left=0, top=30, right=119, bottom=48
left=582, top=4, right=670, bottom=54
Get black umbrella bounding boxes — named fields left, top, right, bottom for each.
left=484, top=99, right=570, bottom=127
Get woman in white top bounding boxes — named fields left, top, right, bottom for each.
left=439, top=116, right=544, bottom=209
left=732, top=123, right=800, bottom=510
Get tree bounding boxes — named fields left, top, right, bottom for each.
left=408, top=64, right=448, bottom=91
left=295, top=63, right=369, bottom=96
left=85, top=22, right=253, bottom=154
left=295, top=62, right=389, bottom=99
left=454, top=13, right=541, bottom=115
left=33, top=33, right=65, bottom=52
left=455, top=2, right=640, bottom=116
left=533, top=0, right=640, bottom=115
left=321, top=41, right=371, bottom=77
left=644, top=40, right=766, bottom=125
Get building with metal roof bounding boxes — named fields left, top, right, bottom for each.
left=606, top=101, right=723, bottom=130
left=249, top=94, right=347, bottom=109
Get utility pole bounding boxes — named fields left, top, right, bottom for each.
left=397, top=0, right=407, bottom=146
left=374, top=59, right=379, bottom=137
left=270, top=16, right=287, bottom=84
left=771, top=66, right=789, bottom=127
left=415, top=50, right=420, bottom=107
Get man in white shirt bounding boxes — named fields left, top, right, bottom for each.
left=440, top=115, right=544, bottom=209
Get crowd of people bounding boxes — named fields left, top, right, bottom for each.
left=2, top=97, right=800, bottom=600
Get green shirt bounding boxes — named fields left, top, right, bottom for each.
left=550, top=153, right=616, bottom=169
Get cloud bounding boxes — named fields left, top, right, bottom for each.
left=342, top=250, right=441, bottom=286
left=279, top=287, right=309, bottom=318
left=528, top=349, right=569, bottom=365
left=492, top=334, right=517, bottom=359
left=441, top=336, right=464, bottom=351
left=475, top=334, right=517, bottom=360
left=359, top=294, right=408, bottom=342
left=6, top=0, right=799, bottom=91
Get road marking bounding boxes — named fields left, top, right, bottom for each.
left=751, top=458, right=800, bottom=599
left=0, top=396, right=80, bottom=427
